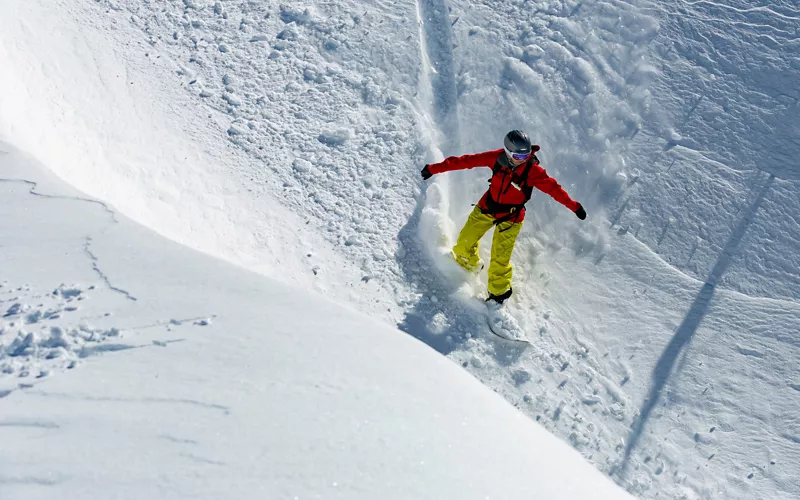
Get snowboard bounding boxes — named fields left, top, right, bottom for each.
left=485, top=301, right=530, bottom=343
left=427, top=246, right=530, bottom=344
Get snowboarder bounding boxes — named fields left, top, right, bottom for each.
left=420, top=130, right=587, bottom=304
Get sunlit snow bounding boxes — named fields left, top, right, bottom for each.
left=1, top=0, right=798, bottom=498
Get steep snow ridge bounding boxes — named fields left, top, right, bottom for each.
left=82, top=0, right=433, bottom=319
left=0, top=143, right=634, bottom=499
left=0, top=0, right=414, bottom=318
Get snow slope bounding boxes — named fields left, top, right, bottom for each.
left=0, top=0, right=409, bottom=318
left=414, top=1, right=800, bottom=498
left=0, top=143, right=635, bottom=498
left=1, top=0, right=799, bottom=499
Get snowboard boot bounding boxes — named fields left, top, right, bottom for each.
left=486, top=287, right=512, bottom=304
left=451, top=251, right=485, bottom=274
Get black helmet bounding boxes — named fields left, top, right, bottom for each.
left=503, top=130, right=532, bottom=162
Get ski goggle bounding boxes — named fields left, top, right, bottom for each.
left=505, top=147, right=531, bottom=161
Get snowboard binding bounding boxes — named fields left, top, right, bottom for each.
left=486, top=287, right=512, bottom=304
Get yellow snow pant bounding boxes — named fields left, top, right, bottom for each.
left=451, top=206, right=523, bottom=296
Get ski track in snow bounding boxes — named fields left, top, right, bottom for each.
left=1, top=1, right=798, bottom=499
left=396, top=0, right=483, bottom=355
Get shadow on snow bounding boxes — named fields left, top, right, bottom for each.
left=615, top=172, right=774, bottom=476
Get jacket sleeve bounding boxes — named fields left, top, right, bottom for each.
left=427, top=150, right=501, bottom=175
left=528, top=164, right=580, bottom=212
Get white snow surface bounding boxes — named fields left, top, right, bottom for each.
left=0, top=144, right=632, bottom=499
left=1, top=0, right=799, bottom=499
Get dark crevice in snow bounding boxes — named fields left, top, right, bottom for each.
left=78, top=343, right=141, bottom=358
left=0, top=178, right=136, bottom=302
left=0, top=475, right=63, bottom=486
left=34, top=391, right=231, bottom=415
left=0, top=420, right=59, bottom=429
left=83, top=237, right=138, bottom=302
left=0, top=178, right=118, bottom=222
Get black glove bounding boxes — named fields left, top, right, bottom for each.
left=421, top=165, right=433, bottom=180
left=575, top=204, right=587, bottom=220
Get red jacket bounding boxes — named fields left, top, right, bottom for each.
left=427, top=149, right=580, bottom=223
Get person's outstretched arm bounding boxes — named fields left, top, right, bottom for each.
left=421, top=150, right=501, bottom=179
left=528, top=164, right=587, bottom=219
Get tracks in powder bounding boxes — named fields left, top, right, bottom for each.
left=415, top=0, right=460, bottom=154
left=397, top=0, right=478, bottom=354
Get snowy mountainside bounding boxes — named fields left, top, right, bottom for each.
left=88, top=0, right=431, bottom=315
left=447, top=0, right=800, bottom=299
left=1, top=0, right=798, bottom=499
left=422, top=0, right=800, bottom=498
left=611, top=0, right=800, bottom=300
left=418, top=1, right=800, bottom=499
left=0, top=0, right=424, bottom=319
left=0, top=144, right=634, bottom=499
